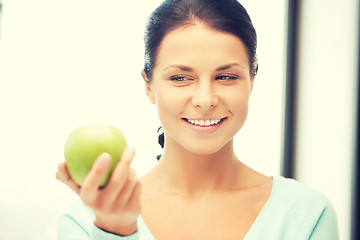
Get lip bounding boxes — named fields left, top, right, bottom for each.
left=182, top=117, right=227, bottom=134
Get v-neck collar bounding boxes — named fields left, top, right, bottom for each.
left=242, top=176, right=279, bottom=239
left=138, top=176, right=279, bottom=240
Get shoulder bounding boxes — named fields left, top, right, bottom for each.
left=274, top=176, right=332, bottom=207
left=273, top=177, right=333, bottom=218
left=272, top=176, right=336, bottom=221
left=269, top=177, right=337, bottom=239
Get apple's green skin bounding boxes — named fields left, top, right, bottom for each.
left=64, top=125, right=127, bottom=187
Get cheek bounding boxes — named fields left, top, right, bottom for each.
left=234, top=94, right=250, bottom=112
left=224, top=89, right=251, bottom=121
left=154, top=89, right=184, bottom=123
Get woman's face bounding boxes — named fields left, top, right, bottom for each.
left=143, top=24, right=253, bottom=155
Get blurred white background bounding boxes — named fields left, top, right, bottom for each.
left=294, top=1, right=359, bottom=239
left=1, top=0, right=356, bottom=239
left=0, top=1, right=285, bottom=239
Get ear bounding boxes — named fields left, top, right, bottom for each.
left=249, top=78, right=254, bottom=94
left=249, top=77, right=254, bottom=94
left=142, top=69, right=156, bottom=104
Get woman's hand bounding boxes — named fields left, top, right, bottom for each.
left=56, top=147, right=141, bottom=236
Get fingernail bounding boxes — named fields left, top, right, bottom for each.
left=99, top=153, right=111, bottom=166
left=126, top=147, right=136, bottom=155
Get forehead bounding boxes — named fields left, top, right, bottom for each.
left=155, top=24, right=250, bottom=72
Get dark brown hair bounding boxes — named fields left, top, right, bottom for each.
left=143, top=0, right=258, bottom=81
left=143, top=0, right=258, bottom=153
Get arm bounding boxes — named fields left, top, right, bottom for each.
left=309, top=204, right=339, bottom=240
left=56, top=147, right=141, bottom=240
left=57, top=212, right=140, bottom=240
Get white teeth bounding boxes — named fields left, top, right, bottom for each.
left=187, top=118, right=222, bottom=126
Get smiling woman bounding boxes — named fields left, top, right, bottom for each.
left=54, top=0, right=339, bottom=239
left=142, top=23, right=254, bottom=156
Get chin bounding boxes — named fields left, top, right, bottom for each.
left=183, top=140, right=231, bottom=156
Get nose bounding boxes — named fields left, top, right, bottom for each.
left=191, top=81, right=218, bottom=111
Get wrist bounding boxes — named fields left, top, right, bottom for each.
left=94, top=218, right=138, bottom=236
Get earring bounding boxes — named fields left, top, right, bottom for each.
left=156, top=126, right=164, bottom=161
left=157, top=126, right=164, bottom=149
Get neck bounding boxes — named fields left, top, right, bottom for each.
left=154, top=138, right=242, bottom=199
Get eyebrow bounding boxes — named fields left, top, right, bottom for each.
left=162, top=63, right=244, bottom=72
left=216, top=63, right=244, bottom=71
left=163, top=65, right=194, bottom=72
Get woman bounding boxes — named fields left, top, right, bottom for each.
left=56, top=0, right=339, bottom=239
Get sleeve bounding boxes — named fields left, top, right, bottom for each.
left=57, top=209, right=140, bottom=240
left=309, top=203, right=339, bottom=240
left=91, top=224, right=140, bottom=240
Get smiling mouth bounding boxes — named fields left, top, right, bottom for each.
left=182, top=117, right=227, bottom=126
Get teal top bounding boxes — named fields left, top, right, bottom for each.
left=58, top=176, right=339, bottom=239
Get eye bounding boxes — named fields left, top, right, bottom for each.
left=169, top=75, right=193, bottom=82
left=215, top=75, right=239, bottom=81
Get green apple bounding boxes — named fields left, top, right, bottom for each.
left=64, top=125, right=127, bottom=187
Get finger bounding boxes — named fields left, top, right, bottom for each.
left=119, top=147, right=136, bottom=167
left=126, top=181, right=142, bottom=213
left=80, top=152, right=111, bottom=205
left=115, top=169, right=138, bottom=208
left=103, top=147, right=136, bottom=196
left=56, top=162, right=81, bottom=194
